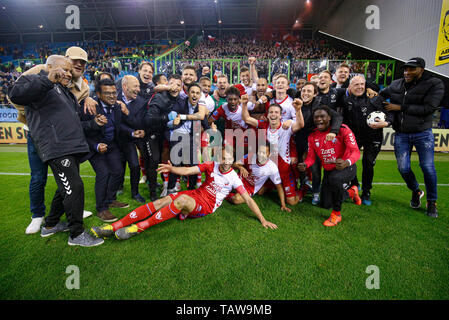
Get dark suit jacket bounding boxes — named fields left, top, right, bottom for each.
left=80, top=97, right=134, bottom=160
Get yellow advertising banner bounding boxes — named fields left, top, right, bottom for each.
left=435, top=0, right=449, bottom=66
left=381, top=128, right=449, bottom=152
left=0, top=122, right=28, bottom=144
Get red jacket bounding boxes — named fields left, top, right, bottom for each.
left=304, top=124, right=360, bottom=171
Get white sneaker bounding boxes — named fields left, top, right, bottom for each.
left=175, top=181, right=181, bottom=192
left=25, top=217, right=44, bottom=234
left=139, top=175, right=147, bottom=184
left=83, top=210, right=93, bottom=219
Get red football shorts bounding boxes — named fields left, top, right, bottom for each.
left=169, top=189, right=214, bottom=219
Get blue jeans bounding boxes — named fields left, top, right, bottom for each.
left=27, top=134, right=48, bottom=218
left=394, top=129, right=437, bottom=201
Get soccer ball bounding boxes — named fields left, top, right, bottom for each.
left=366, top=111, right=386, bottom=126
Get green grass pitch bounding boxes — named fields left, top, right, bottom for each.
left=0, top=145, right=448, bottom=300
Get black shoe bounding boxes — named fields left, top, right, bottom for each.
left=426, top=201, right=438, bottom=218
left=150, top=190, right=158, bottom=202
left=132, top=193, right=146, bottom=203
left=410, top=189, right=424, bottom=209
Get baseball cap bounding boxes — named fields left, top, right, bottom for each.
left=65, top=46, right=88, bottom=62
left=401, top=57, right=425, bottom=69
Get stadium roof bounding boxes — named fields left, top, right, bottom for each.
left=0, top=0, right=343, bottom=41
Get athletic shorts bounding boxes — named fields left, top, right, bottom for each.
left=278, top=158, right=297, bottom=198
left=201, top=131, right=209, bottom=148
left=241, top=177, right=255, bottom=196
left=290, top=137, right=298, bottom=160
left=169, top=189, right=214, bottom=220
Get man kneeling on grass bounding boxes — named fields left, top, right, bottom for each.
left=91, top=148, right=278, bottom=240
left=298, top=106, right=361, bottom=227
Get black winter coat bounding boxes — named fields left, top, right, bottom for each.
left=341, top=93, right=393, bottom=140
left=380, top=71, right=444, bottom=133
left=143, top=91, right=182, bottom=136
left=8, top=71, right=93, bottom=162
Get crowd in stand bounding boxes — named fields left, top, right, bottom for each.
left=182, top=34, right=347, bottom=60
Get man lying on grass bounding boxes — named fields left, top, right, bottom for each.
left=91, top=147, right=278, bottom=240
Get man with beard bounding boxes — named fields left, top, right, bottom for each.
left=143, top=74, right=183, bottom=200
left=91, top=148, right=278, bottom=241
left=380, top=57, right=444, bottom=218
left=167, top=83, right=208, bottom=193
left=211, top=74, right=230, bottom=136
left=317, top=70, right=345, bottom=113
left=251, top=77, right=273, bottom=120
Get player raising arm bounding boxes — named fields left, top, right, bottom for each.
left=241, top=95, right=304, bottom=205
left=91, top=148, right=277, bottom=240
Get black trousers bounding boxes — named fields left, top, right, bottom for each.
left=45, top=155, right=84, bottom=238
left=118, top=140, right=141, bottom=197
left=89, top=142, right=124, bottom=212
left=321, top=164, right=357, bottom=212
left=351, top=137, right=382, bottom=195
left=136, top=134, right=161, bottom=194
left=168, top=133, right=197, bottom=190
left=296, top=135, right=321, bottom=194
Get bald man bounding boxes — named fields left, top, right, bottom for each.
left=9, top=55, right=103, bottom=246
left=117, top=75, right=149, bottom=203
left=341, top=75, right=393, bottom=205
left=7, top=50, right=93, bottom=235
